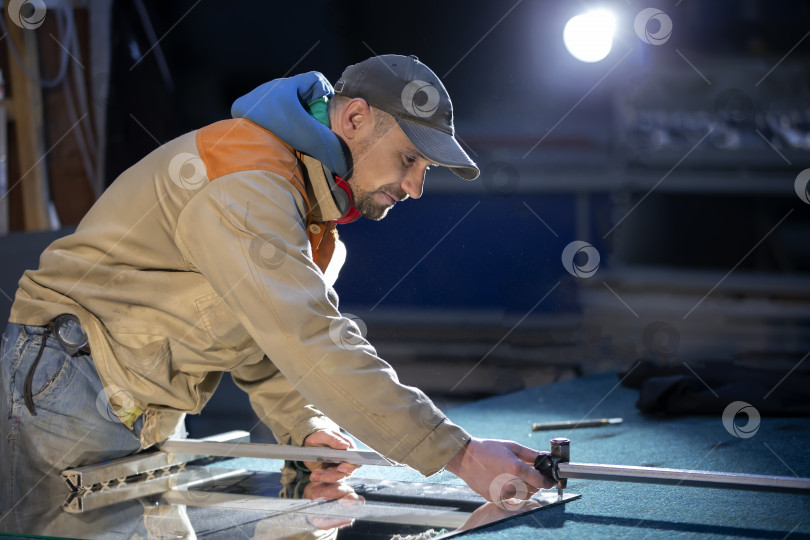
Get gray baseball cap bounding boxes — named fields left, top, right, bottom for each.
left=334, top=54, right=480, bottom=180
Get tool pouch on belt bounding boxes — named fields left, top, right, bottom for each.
left=23, top=314, right=90, bottom=415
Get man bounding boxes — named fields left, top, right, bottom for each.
left=0, top=55, right=550, bottom=515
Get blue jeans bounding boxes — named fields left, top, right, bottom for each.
left=0, top=322, right=144, bottom=525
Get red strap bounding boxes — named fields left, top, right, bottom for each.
left=334, top=176, right=361, bottom=224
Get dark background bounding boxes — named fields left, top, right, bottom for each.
left=103, top=0, right=810, bottom=308
left=3, top=0, right=809, bottom=438
left=104, top=0, right=810, bottom=434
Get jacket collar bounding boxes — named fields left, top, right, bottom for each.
left=300, top=154, right=348, bottom=222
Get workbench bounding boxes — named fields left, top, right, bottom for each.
left=1, top=372, right=808, bottom=539
left=436, top=372, right=810, bottom=539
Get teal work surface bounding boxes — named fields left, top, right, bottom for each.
left=230, top=372, right=810, bottom=539
left=440, top=373, right=810, bottom=539
left=3, top=373, right=807, bottom=539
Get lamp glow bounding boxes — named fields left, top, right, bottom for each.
left=563, top=10, right=616, bottom=63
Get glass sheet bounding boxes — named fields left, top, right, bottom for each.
left=1, top=464, right=579, bottom=539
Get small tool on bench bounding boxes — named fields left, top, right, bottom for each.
left=531, top=417, right=622, bottom=431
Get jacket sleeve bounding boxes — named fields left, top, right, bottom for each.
left=174, top=170, right=470, bottom=476
left=230, top=354, right=340, bottom=446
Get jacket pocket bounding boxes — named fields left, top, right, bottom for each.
left=195, top=290, right=252, bottom=350
left=109, top=335, right=172, bottom=379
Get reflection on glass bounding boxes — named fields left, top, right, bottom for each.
left=0, top=461, right=576, bottom=539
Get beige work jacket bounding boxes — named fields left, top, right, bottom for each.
left=10, top=119, right=469, bottom=476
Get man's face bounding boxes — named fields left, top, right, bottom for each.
left=346, top=122, right=433, bottom=221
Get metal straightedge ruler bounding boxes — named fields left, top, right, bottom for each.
left=61, top=430, right=393, bottom=492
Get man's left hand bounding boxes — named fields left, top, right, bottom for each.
left=302, top=429, right=360, bottom=482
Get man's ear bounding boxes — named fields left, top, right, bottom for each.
left=338, top=98, right=371, bottom=141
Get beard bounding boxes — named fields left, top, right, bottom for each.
left=350, top=184, right=406, bottom=221
left=353, top=189, right=388, bottom=221
left=345, top=136, right=407, bottom=221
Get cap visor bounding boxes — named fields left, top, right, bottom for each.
left=396, top=118, right=480, bottom=180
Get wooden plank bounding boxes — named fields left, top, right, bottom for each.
left=4, top=8, right=50, bottom=230
left=585, top=266, right=810, bottom=299
left=0, top=92, right=7, bottom=234
left=39, top=6, right=98, bottom=224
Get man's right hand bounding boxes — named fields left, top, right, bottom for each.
left=444, top=437, right=555, bottom=504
